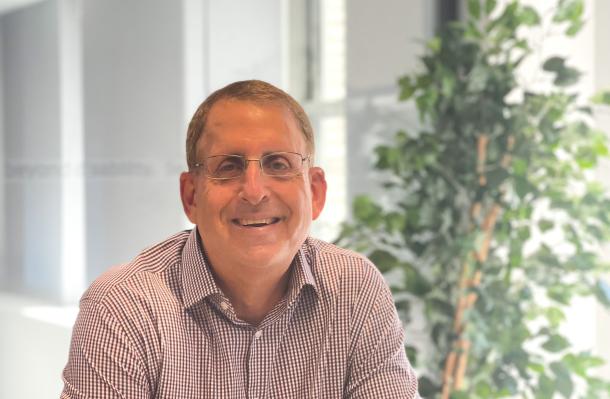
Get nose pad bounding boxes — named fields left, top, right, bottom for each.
left=238, top=160, right=268, bottom=205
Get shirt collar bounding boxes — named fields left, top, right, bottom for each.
left=181, top=228, right=319, bottom=309
left=286, top=240, right=319, bottom=306
left=181, top=229, right=222, bottom=309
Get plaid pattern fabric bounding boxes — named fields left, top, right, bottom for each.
left=61, top=229, right=420, bottom=398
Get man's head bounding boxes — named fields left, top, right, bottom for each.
left=185, top=80, right=316, bottom=171
left=179, top=80, right=327, bottom=273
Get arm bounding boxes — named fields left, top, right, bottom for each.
left=61, top=300, right=151, bottom=399
left=344, top=268, right=420, bottom=399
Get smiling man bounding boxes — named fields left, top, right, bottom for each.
left=61, top=80, right=420, bottom=398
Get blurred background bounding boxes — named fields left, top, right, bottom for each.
left=0, top=0, right=608, bottom=397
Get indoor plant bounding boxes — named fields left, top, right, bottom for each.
left=337, top=0, right=610, bottom=397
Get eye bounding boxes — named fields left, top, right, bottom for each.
left=263, top=154, right=292, bottom=172
left=214, top=156, right=243, bottom=174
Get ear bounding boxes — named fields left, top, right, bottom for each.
left=308, top=167, right=327, bottom=220
left=180, top=172, right=198, bottom=224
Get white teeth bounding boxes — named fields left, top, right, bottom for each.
left=238, top=218, right=276, bottom=226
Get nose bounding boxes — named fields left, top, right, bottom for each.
left=238, top=160, right=268, bottom=205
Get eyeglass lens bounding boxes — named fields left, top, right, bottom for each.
left=206, top=152, right=304, bottom=179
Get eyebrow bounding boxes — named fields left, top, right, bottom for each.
left=207, top=150, right=295, bottom=158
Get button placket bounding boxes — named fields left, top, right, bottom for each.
left=248, top=327, right=267, bottom=399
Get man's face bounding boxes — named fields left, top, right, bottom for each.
left=180, top=99, right=327, bottom=271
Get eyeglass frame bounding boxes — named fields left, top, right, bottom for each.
left=192, top=151, right=311, bottom=180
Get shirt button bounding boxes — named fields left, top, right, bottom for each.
left=254, top=330, right=263, bottom=339
left=220, top=302, right=229, bottom=311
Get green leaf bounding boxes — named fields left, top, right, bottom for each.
left=555, top=67, right=581, bottom=86
left=474, top=380, right=492, bottom=396
left=550, top=361, right=574, bottom=397
left=486, top=168, right=510, bottom=189
left=427, top=37, right=441, bottom=53
left=468, top=0, right=481, bottom=19
left=485, top=0, right=497, bottom=14
left=543, top=56, right=566, bottom=73
left=528, top=362, right=545, bottom=374
left=548, top=285, right=573, bottom=305
left=404, top=263, right=432, bottom=296
left=493, top=367, right=519, bottom=394
left=512, top=158, right=528, bottom=176
left=520, top=6, right=540, bottom=26
left=553, top=0, right=584, bottom=23
left=441, top=73, right=456, bottom=97
left=417, top=376, right=439, bottom=397
left=553, top=0, right=584, bottom=36
left=575, top=146, right=597, bottom=169
left=398, top=76, right=416, bottom=101
left=415, top=91, right=438, bottom=120
left=375, top=145, right=402, bottom=171
left=568, top=252, right=596, bottom=271
left=514, top=176, right=536, bottom=199
left=467, top=63, right=490, bottom=92
left=431, top=322, right=444, bottom=346
left=542, top=56, right=581, bottom=87
left=538, top=219, right=554, bottom=232
left=542, top=334, right=570, bottom=352
left=545, top=307, right=566, bottom=328
left=353, top=195, right=383, bottom=227
left=368, top=249, right=398, bottom=273
left=563, top=352, right=606, bottom=377
left=405, top=345, right=417, bottom=366
left=591, top=90, right=610, bottom=105
left=450, top=391, right=469, bottom=399
left=516, top=226, right=531, bottom=241
left=538, top=373, right=555, bottom=398
left=385, top=211, right=406, bottom=232
left=427, top=298, right=454, bottom=318
left=594, top=279, right=610, bottom=307
left=566, top=19, right=584, bottom=36
left=593, top=133, right=609, bottom=156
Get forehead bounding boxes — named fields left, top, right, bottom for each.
left=198, top=99, right=305, bottom=154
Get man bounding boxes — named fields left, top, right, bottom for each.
left=61, top=80, right=420, bottom=398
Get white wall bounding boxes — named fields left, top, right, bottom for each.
left=82, top=0, right=187, bottom=280
left=0, top=293, right=75, bottom=399
left=0, top=16, right=5, bottom=287
left=2, top=0, right=62, bottom=299
left=345, top=0, right=432, bottom=201
left=207, top=0, right=284, bottom=91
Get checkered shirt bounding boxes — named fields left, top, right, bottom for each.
left=61, top=229, right=420, bottom=398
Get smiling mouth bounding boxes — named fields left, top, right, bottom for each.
left=232, top=217, right=282, bottom=228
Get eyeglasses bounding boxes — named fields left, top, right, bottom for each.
left=193, top=151, right=310, bottom=180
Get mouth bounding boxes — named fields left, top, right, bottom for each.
left=232, top=217, right=282, bottom=228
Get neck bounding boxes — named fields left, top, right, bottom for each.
left=221, top=272, right=291, bottom=325
left=205, top=252, right=293, bottom=326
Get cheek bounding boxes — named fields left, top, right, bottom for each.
left=287, top=186, right=313, bottom=220
left=195, top=184, right=231, bottom=222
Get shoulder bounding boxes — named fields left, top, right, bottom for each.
left=81, top=230, right=191, bottom=306
left=305, top=237, right=388, bottom=299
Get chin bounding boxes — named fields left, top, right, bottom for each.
left=237, top=243, right=294, bottom=268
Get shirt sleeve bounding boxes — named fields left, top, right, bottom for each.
left=61, top=299, right=151, bottom=399
left=344, top=267, right=420, bottom=399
